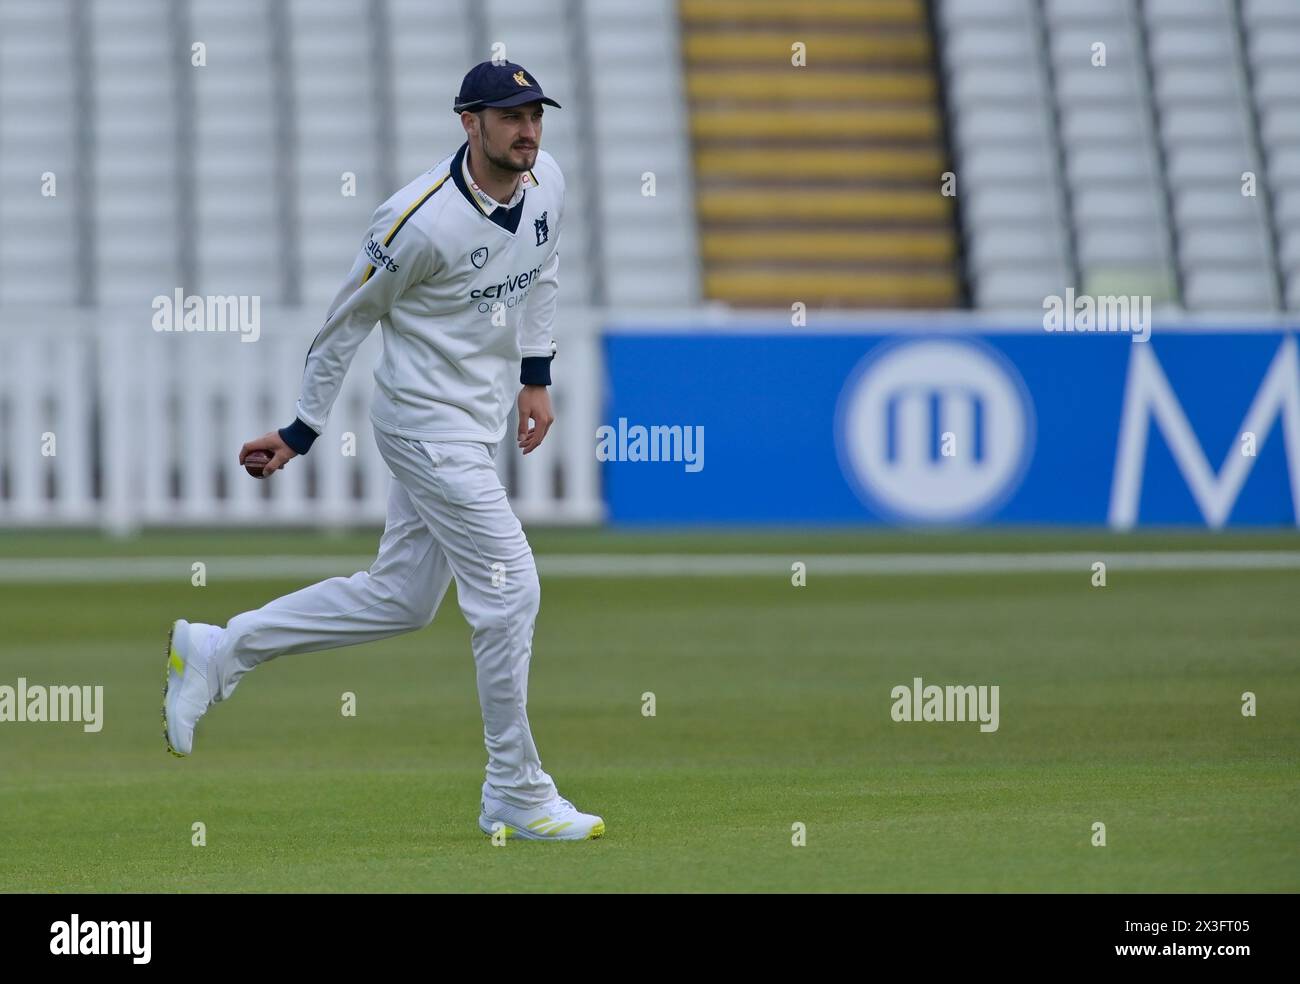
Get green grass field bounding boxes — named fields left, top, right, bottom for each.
left=1, top=528, right=1297, bottom=892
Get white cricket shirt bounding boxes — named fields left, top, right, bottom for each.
left=290, top=140, right=563, bottom=446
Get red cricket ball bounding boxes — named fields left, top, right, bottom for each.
left=244, top=450, right=273, bottom=479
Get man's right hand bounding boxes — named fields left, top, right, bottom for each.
left=240, top=432, right=297, bottom=478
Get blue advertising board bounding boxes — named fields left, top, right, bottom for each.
left=600, top=327, right=1300, bottom=527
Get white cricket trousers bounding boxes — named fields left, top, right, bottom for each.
left=208, top=425, right=559, bottom=809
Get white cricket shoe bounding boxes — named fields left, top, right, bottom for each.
left=478, top=793, right=606, bottom=841
left=162, top=619, right=219, bottom=757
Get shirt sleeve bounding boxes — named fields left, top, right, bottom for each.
left=282, top=199, right=436, bottom=453
left=519, top=182, right=563, bottom=385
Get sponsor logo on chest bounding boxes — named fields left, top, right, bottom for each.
left=471, top=263, right=543, bottom=299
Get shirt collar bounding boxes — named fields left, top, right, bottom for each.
left=461, top=146, right=525, bottom=214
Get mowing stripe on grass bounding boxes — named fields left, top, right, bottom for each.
left=1, top=551, right=1299, bottom=582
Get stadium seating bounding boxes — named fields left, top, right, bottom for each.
left=0, top=0, right=81, bottom=304
left=937, top=0, right=1074, bottom=308
left=939, top=0, right=1297, bottom=311
left=2, top=0, right=1298, bottom=314
left=1244, top=0, right=1300, bottom=308
left=0, top=0, right=699, bottom=311
left=681, top=0, right=961, bottom=308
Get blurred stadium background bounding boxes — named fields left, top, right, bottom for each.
left=1, top=0, right=1298, bottom=893
left=1, top=0, right=1298, bottom=528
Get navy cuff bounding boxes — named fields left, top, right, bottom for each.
left=278, top=417, right=319, bottom=455
left=520, top=356, right=553, bottom=386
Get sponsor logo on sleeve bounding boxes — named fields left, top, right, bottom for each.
left=364, top=238, right=400, bottom=273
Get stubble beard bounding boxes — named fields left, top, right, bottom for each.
left=480, top=133, right=534, bottom=174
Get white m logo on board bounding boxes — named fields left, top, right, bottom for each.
left=1108, top=335, right=1300, bottom=528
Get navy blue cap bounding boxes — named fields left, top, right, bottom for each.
left=454, top=61, right=561, bottom=113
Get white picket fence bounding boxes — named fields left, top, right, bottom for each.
left=0, top=306, right=604, bottom=530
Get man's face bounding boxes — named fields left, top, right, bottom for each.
left=472, top=103, right=544, bottom=172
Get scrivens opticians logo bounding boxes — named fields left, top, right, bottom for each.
left=470, top=265, right=540, bottom=298
left=364, top=238, right=399, bottom=273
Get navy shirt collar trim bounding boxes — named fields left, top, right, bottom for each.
left=451, top=141, right=525, bottom=235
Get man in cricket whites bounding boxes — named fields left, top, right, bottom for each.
left=161, top=61, right=604, bottom=841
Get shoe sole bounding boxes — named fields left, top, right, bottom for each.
left=161, top=620, right=185, bottom=758
left=479, top=818, right=605, bottom=841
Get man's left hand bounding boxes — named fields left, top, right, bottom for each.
left=517, top=385, right=554, bottom=455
